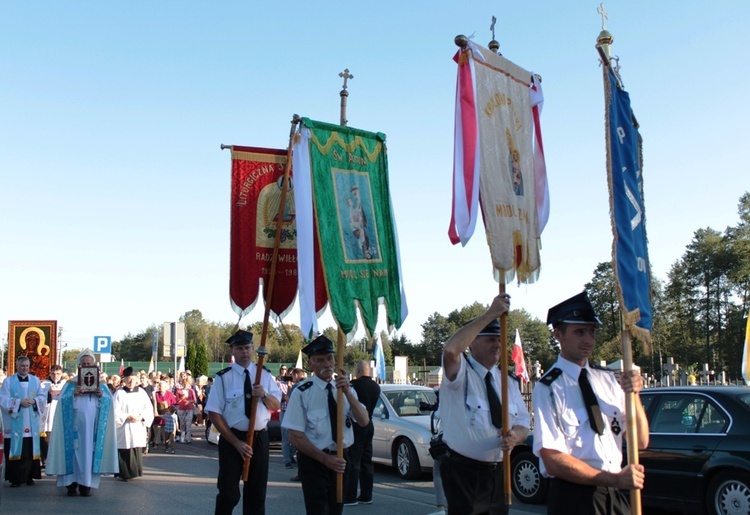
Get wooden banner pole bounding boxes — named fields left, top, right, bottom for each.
left=499, top=283, right=512, bottom=506
left=241, top=115, right=300, bottom=481
left=622, top=331, right=642, bottom=514
left=336, top=329, right=345, bottom=503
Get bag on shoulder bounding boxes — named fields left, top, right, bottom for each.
left=428, top=433, right=448, bottom=460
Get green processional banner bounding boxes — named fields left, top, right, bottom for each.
left=300, top=118, right=403, bottom=335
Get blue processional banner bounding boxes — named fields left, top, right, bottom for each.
left=606, top=67, right=652, bottom=343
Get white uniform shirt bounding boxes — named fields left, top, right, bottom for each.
left=440, top=354, right=531, bottom=463
left=281, top=375, right=361, bottom=451
left=205, top=363, right=282, bottom=432
left=532, top=356, right=626, bottom=476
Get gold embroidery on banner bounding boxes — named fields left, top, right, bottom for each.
left=309, top=132, right=382, bottom=163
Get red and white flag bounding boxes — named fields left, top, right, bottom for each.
left=118, top=358, right=124, bottom=376
left=530, top=75, right=549, bottom=236
left=512, top=329, right=529, bottom=383
left=448, top=44, right=481, bottom=246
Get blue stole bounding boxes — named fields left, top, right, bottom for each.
left=57, top=382, right=114, bottom=474
left=7, top=374, right=41, bottom=459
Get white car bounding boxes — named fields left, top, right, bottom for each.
left=371, top=384, right=437, bottom=479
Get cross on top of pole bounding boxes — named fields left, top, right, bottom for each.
left=597, top=3, right=609, bottom=31
left=339, top=69, right=353, bottom=91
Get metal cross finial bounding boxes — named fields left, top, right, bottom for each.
left=490, top=16, right=497, bottom=41
left=597, top=3, right=608, bottom=31
left=339, top=69, right=353, bottom=91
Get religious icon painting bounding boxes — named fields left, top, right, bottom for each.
left=8, top=320, right=57, bottom=380
left=332, top=169, right=381, bottom=263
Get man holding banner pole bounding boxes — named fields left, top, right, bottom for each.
left=283, top=335, right=369, bottom=515
left=532, top=292, right=649, bottom=515
left=439, top=294, right=530, bottom=514
left=205, top=330, right=281, bottom=515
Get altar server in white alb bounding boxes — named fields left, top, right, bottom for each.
left=114, top=367, right=154, bottom=481
left=46, top=349, right=119, bottom=496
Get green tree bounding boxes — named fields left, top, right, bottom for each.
left=117, top=328, right=156, bottom=361
left=507, top=308, right=556, bottom=373
left=185, top=342, right=197, bottom=374
left=194, top=341, right=209, bottom=377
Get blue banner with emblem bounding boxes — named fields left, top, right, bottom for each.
left=606, top=67, right=652, bottom=343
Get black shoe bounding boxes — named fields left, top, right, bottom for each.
left=79, top=485, right=92, bottom=497
left=358, top=498, right=373, bottom=504
left=10, top=482, right=21, bottom=488
left=290, top=475, right=300, bottom=482
left=26, top=479, right=35, bottom=485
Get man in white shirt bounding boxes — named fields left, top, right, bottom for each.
left=440, top=294, right=530, bottom=514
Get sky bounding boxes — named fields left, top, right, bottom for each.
left=1, top=2, right=748, bottom=353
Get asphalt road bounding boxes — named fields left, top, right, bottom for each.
left=0, top=429, right=547, bottom=514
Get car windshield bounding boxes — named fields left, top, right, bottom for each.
left=384, top=389, right=437, bottom=417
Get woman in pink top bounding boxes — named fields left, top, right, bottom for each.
left=175, top=376, right=197, bottom=443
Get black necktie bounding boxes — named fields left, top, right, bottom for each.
left=579, top=368, right=605, bottom=435
left=244, top=369, right=253, bottom=420
left=327, top=383, right=338, bottom=444
left=485, top=371, right=503, bottom=429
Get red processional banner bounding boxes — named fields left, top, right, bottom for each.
left=229, top=146, right=326, bottom=320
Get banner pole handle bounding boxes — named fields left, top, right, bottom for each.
left=622, top=330, right=642, bottom=515
left=499, top=283, right=512, bottom=506
left=242, top=115, right=301, bottom=482
left=336, top=329, right=345, bottom=503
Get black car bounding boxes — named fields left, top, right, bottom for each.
left=639, top=386, right=750, bottom=515
left=510, top=386, right=750, bottom=515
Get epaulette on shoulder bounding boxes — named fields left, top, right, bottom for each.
left=216, top=366, right=232, bottom=377
left=539, top=367, right=562, bottom=386
left=297, top=380, right=314, bottom=392
left=508, top=371, right=521, bottom=385
left=590, top=363, right=614, bottom=373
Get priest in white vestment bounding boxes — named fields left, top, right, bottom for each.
left=0, top=355, right=46, bottom=486
left=114, top=367, right=154, bottom=480
left=46, top=349, right=118, bottom=496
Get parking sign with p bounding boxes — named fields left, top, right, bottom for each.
left=94, top=336, right=112, bottom=353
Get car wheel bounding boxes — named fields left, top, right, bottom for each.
left=707, top=471, right=750, bottom=515
left=393, top=438, right=421, bottom=479
left=510, top=450, right=548, bottom=504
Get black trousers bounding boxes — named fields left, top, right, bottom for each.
left=548, top=478, right=630, bottom=515
left=3, top=438, right=42, bottom=484
left=345, top=421, right=374, bottom=502
left=440, top=448, right=508, bottom=515
left=215, top=428, right=269, bottom=515
left=298, top=449, right=349, bottom=515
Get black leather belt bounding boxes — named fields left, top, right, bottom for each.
left=321, top=447, right=349, bottom=454
left=230, top=427, right=267, bottom=438
left=445, top=449, right=499, bottom=471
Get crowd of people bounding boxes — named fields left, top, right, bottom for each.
left=1, top=291, right=649, bottom=514
left=0, top=350, right=213, bottom=497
